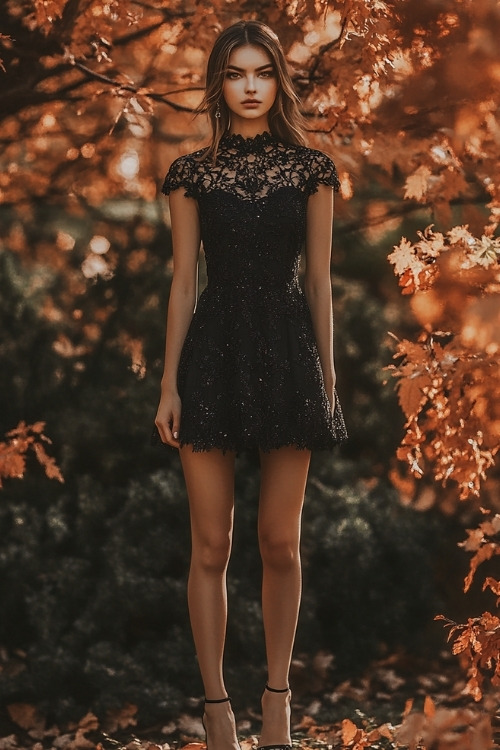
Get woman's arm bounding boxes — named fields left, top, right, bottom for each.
left=304, top=183, right=336, bottom=412
left=155, top=188, right=201, bottom=446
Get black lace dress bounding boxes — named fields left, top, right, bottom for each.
left=161, top=131, right=347, bottom=453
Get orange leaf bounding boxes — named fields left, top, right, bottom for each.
left=0, top=451, right=26, bottom=482
left=483, top=577, right=500, bottom=603
left=464, top=544, right=497, bottom=592
left=402, top=697, right=414, bottom=718
left=377, top=723, right=395, bottom=740
left=71, top=711, right=99, bottom=733
left=33, top=442, right=64, bottom=483
left=341, top=718, right=360, bottom=744
left=399, top=268, right=417, bottom=294
left=423, top=695, right=436, bottom=718
left=404, top=165, right=432, bottom=201
left=397, top=372, right=431, bottom=418
left=104, top=703, right=137, bottom=732
left=7, top=703, right=45, bottom=732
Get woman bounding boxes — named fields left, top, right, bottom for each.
left=155, top=19, right=347, bottom=750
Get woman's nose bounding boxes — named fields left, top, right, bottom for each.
left=245, top=76, right=257, bottom=93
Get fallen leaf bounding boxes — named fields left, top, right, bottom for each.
left=7, top=703, right=45, bottom=733
left=103, top=703, right=138, bottom=732
left=423, top=694, right=436, bottom=718
left=341, top=718, right=359, bottom=744
left=0, top=736, right=19, bottom=750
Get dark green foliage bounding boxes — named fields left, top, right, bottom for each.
left=332, top=277, right=405, bottom=469
left=301, top=458, right=443, bottom=675
left=0, top=469, right=193, bottom=722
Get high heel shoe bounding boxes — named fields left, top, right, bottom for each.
left=257, top=684, right=292, bottom=750
left=202, top=696, right=239, bottom=750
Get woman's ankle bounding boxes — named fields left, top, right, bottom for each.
left=259, top=684, right=292, bottom=747
left=202, top=700, right=240, bottom=750
left=205, top=694, right=231, bottom=705
left=264, top=683, right=290, bottom=694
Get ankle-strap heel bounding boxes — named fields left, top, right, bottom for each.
left=205, top=695, right=231, bottom=704
left=264, top=684, right=289, bottom=694
left=203, top=696, right=240, bottom=750
left=257, top=685, right=292, bottom=750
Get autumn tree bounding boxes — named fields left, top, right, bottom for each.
left=0, top=421, right=63, bottom=486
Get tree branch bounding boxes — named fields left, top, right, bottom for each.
left=72, top=61, right=197, bottom=111
left=113, top=20, right=165, bottom=47
left=308, top=15, right=347, bottom=81
left=113, top=2, right=197, bottom=48
left=339, top=195, right=492, bottom=235
left=58, top=0, right=83, bottom=39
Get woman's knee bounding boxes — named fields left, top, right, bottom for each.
left=191, top=533, right=232, bottom=574
left=259, top=531, right=299, bottom=571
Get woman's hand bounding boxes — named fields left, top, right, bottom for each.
left=328, top=389, right=336, bottom=414
left=324, top=378, right=337, bottom=415
left=155, top=389, right=182, bottom=448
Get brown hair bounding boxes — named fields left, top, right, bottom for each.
left=195, top=20, right=306, bottom=161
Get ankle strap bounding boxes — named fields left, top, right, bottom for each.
left=265, top=683, right=290, bottom=693
left=205, top=695, right=231, bottom=703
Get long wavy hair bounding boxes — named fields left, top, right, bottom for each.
left=195, top=20, right=307, bottom=162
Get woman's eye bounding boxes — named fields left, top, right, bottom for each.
left=225, top=70, right=274, bottom=79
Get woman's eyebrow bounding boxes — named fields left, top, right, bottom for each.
left=226, top=64, right=274, bottom=72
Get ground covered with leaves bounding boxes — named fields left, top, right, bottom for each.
left=1, top=652, right=499, bottom=750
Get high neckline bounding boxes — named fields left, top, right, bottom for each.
left=220, top=131, right=276, bottom=153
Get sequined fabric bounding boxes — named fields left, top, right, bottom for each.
left=161, top=131, right=347, bottom=452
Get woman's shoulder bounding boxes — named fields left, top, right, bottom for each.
left=284, top=140, right=336, bottom=164
left=281, top=141, right=340, bottom=193
left=161, top=146, right=209, bottom=197
left=170, top=146, right=209, bottom=167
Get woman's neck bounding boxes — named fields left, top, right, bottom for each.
left=228, top=115, right=270, bottom=139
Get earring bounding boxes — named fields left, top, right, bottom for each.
left=215, top=101, right=221, bottom=119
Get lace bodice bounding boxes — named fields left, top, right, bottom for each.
left=162, top=132, right=339, bottom=302
left=162, top=131, right=340, bottom=201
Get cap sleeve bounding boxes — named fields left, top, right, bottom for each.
left=161, top=155, right=199, bottom=199
left=307, top=150, right=340, bottom=196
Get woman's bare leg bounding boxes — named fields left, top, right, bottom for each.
left=257, top=446, right=311, bottom=747
left=179, top=446, right=239, bottom=750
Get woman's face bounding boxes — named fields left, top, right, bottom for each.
left=222, top=44, right=278, bottom=127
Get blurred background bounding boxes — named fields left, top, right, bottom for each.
left=0, top=0, right=499, bottom=733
